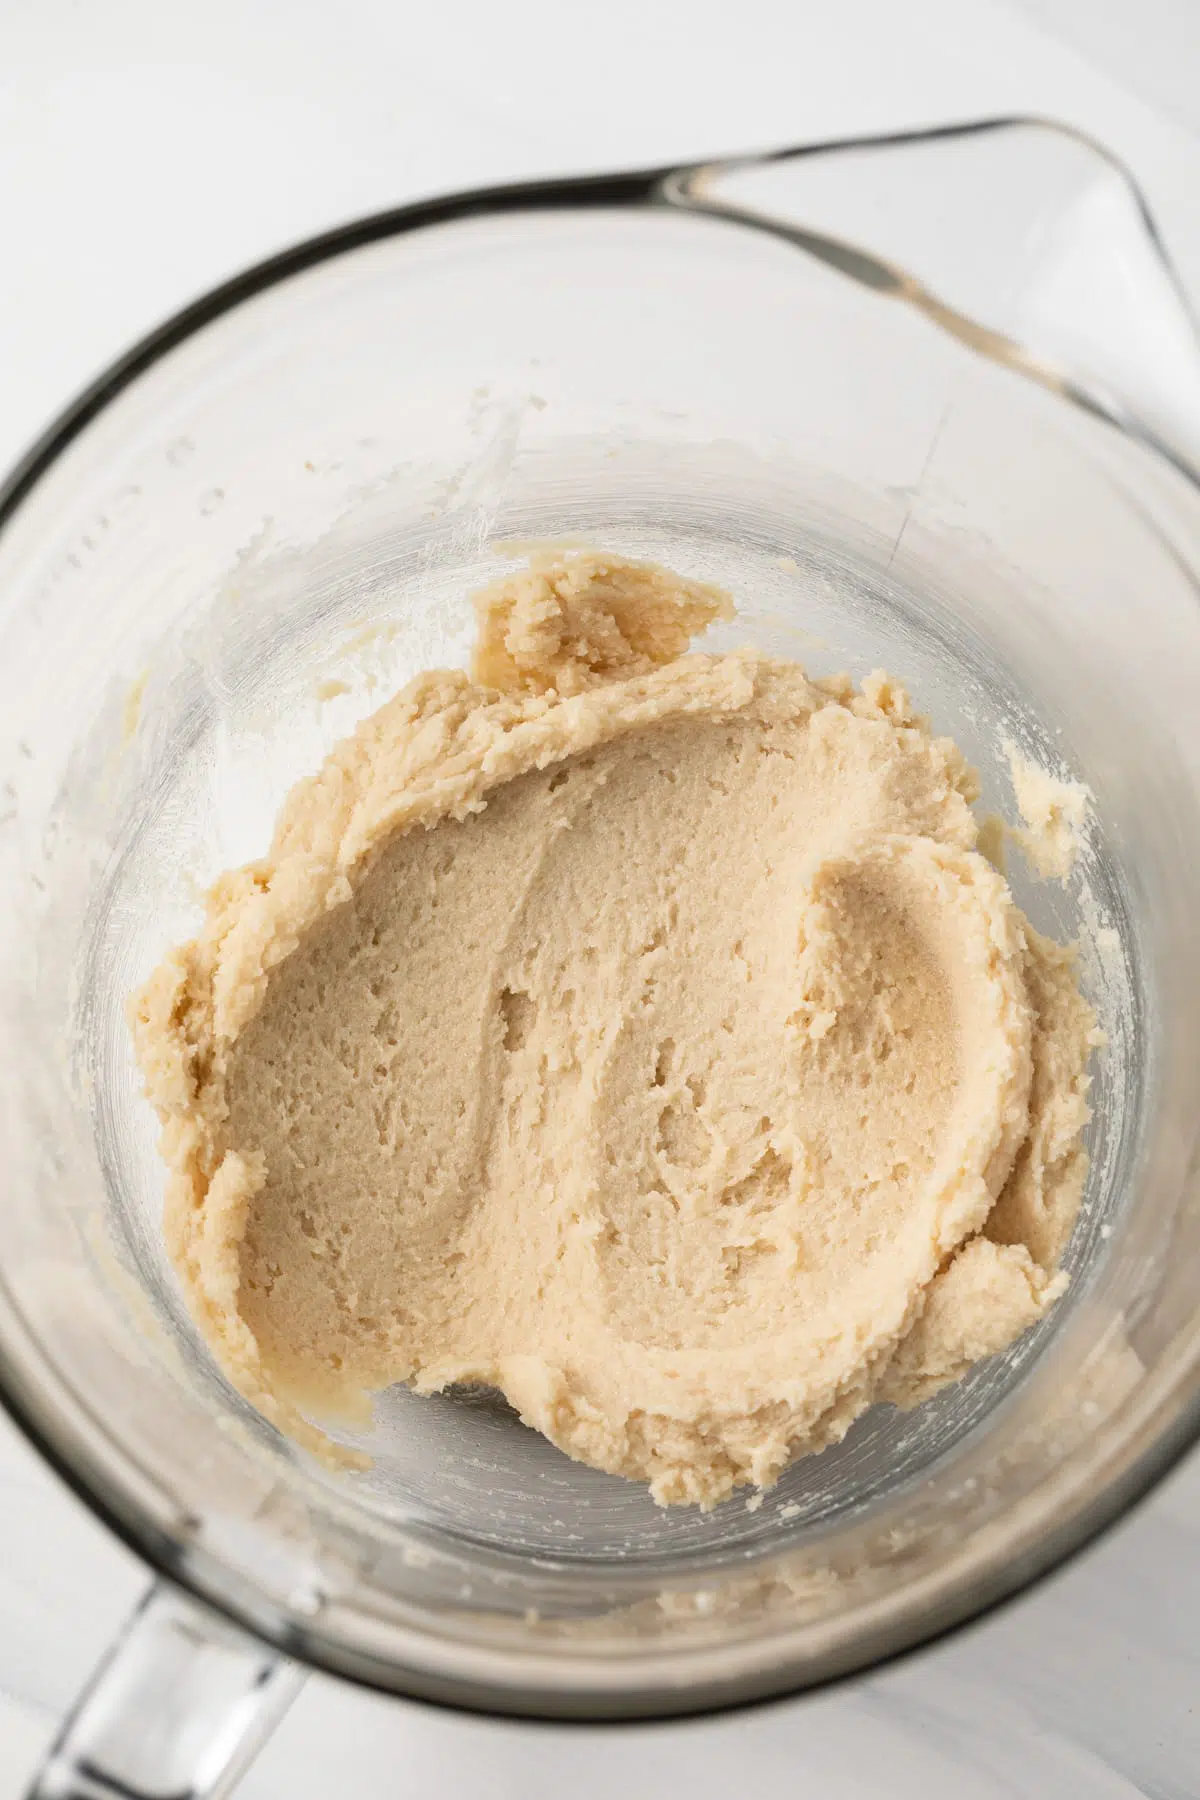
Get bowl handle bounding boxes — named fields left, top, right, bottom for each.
left=25, top=1582, right=302, bottom=1800
left=659, top=117, right=1200, bottom=486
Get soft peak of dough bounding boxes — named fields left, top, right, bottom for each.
left=470, top=549, right=734, bottom=695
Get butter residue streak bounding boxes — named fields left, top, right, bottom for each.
left=1005, top=739, right=1090, bottom=881
left=121, top=668, right=149, bottom=747
left=130, top=553, right=1097, bottom=1507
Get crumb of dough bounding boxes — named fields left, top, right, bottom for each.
left=1004, top=740, right=1089, bottom=881
left=130, top=552, right=1097, bottom=1507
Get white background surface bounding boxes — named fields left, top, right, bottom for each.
left=1, top=2, right=1199, bottom=1793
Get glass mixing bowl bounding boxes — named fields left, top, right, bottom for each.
left=4, top=118, right=1200, bottom=1800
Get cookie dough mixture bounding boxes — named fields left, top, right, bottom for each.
left=132, top=553, right=1097, bottom=1507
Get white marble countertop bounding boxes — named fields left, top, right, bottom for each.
left=1, top=2, right=1198, bottom=1792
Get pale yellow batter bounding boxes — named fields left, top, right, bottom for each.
left=131, top=553, right=1097, bottom=1507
